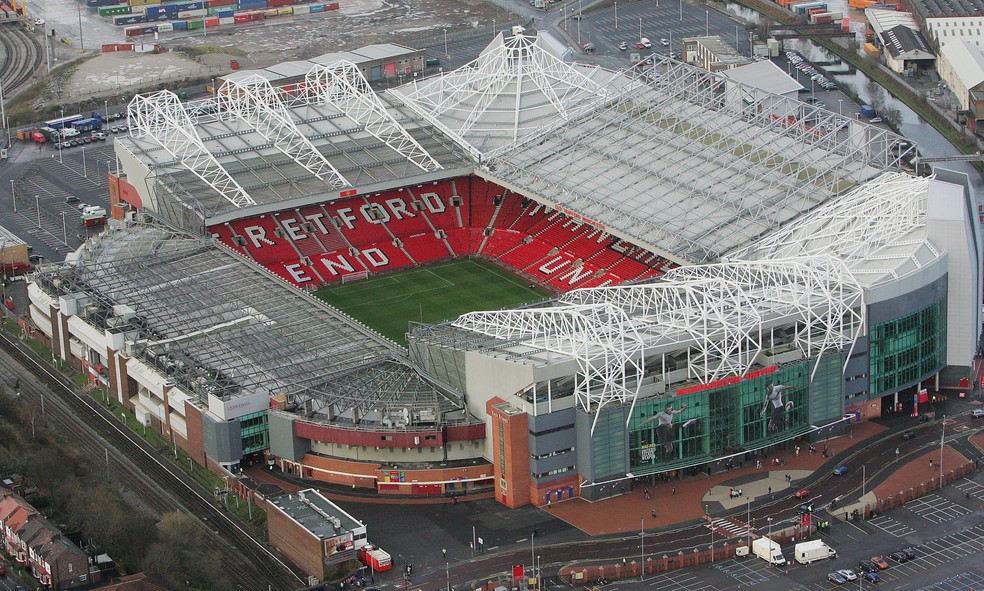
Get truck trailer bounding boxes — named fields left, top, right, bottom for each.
left=752, top=537, right=787, bottom=566
left=794, top=540, right=837, bottom=564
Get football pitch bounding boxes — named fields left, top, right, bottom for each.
left=313, top=259, right=551, bottom=344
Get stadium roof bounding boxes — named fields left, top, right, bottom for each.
left=121, top=60, right=472, bottom=225
left=475, top=57, right=914, bottom=264
left=410, top=172, right=942, bottom=427
left=389, top=33, right=614, bottom=158
left=34, top=224, right=467, bottom=423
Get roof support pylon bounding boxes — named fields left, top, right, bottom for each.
left=222, top=74, right=350, bottom=189
left=130, top=90, right=256, bottom=208
left=304, top=61, right=442, bottom=173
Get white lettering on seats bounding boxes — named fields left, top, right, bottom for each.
left=284, top=264, right=312, bottom=284
left=420, top=192, right=446, bottom=214
left=386, top=198, right=412, bottom=220
left=361, top=203, right=389, bottom=224
left=320, top=255, right=356, bottom=276
left=336, top=208, right=357, bottom=229
left=538, top=256, right=570, bottom=275
left=558, top=266, right=594, bottom=285
left=361, top=248, right=390, bottom=268
left=281, top=218, right=306, bottom=241
left=243, top=225, right=276, bottom=248
left=304, top=212, right=330, bottom=235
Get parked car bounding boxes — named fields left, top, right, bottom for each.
left=833, top=465, right=848, bottom=476
left=619, top=41, right=628, bottom=51
left=827, top=572, right=847, bottom=585
left=794, top=488, right=810, bottom=498
left=33, top=17, right=44, bottom=25
left=837, top=569, right=858, bottom=582
left=902, top=430, right=917, bottom=440
left=583, top=43, right=596, bottom=53
left=862, top=572, right=881, bottom=584
left=888, top=551, right=908, bottom=563
left=0, top=563, right=6, bottom=576
left=901, top=547, right=917, bottom=560
left=858, top=559, right=880, bottom=573
left=65, top=195, right=81, bottom=205
left=869, top=117, right=883, bottom=124
left=971, top=409, right=984, bottom=418
left=660, top=38, right=670, bottom=46
left=870, top=556, right=890, bottom=570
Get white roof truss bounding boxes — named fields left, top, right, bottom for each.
left=221, top=74, right=350, bottom=189
left=452, top=303, right=646, bottom=434
left=129, top=90, right=256, bottom=209
left=303, top=61, right=442, bottom=173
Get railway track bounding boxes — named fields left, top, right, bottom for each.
left=0, top=24, right=42, bottom=96
left=0, top=330, right=304, bottom=591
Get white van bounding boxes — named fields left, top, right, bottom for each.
left=61, top=127, right=80, bottom=138
left=636, top=37, right=652, bottom=49
left=82, top=206, right=107, bottom=217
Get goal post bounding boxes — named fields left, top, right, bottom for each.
left=341, top=270, right=369, bottom=284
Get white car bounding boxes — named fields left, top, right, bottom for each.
left=660, top=38, right=670, bottom=46
left=33, top=17, right=44, bottom=25
left=972, top=409, right=984, bottom=418
left=837, top=569, right=858, bottom=582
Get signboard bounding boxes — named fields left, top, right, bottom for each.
left=512, top=565, right=525, bottom=579
left=800, top=513, right=811, bottom=528
left=676, top=365, right=777, bottom=396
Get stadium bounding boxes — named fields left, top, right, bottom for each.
left=26, top=32, right=982, bottom=508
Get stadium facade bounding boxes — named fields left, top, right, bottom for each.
left=26, top=33, right=982, bottom=508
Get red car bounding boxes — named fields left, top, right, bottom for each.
left=794, top=488, right=810, bottom=498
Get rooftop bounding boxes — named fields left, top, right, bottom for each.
left=721, top=60, right=804, bottom=95
left=268, top=489, right=364, bottom=540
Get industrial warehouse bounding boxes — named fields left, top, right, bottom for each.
left=25, top=32, right=982, bottom=509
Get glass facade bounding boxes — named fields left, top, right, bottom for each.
left=591, top=408, right=627, bottom=479
left=627, top=364, right=810, bottom=474
left=239, top=410, right=269, bottom=455
left=869, top=296, right=947, bottom=396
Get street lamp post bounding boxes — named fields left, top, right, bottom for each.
left=82, top=147, right=87, bottom=178
left=443, top=29, right=449, bottom=59
left=59, top=109, right=64, bottom=164
left=939, top=414, right=945, bottom=486
left=61, top=212, right=67, bottom=245
left=838, top=99, right=843, bottom=115
left=639, top=17, right=642, bottom=43
left=614, top=1, right=618, bottom=28
left=767, top=516, right=773, bottom=539
left=10, top=179, right=15, bottom=213
left=35, top=195, right=40, bottom=228
left=705, top=9, right=709, bottom=36
left=746, top=496, right=752, bottom=550
left=640, top=517, right=645, bottom=580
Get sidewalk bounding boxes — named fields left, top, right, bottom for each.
left=546, top=421, right=886, bottom=535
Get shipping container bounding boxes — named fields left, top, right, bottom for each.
left=145, top=5, right=163, bottom=15
left=113, top=13, right=147, bottom=24
left=187, top=17, right=203, bottom=27
left=171, top=18, right=188, bottom=28
left=262, top=7, right=277, bottom=15
left=277, top=6, right=291, bottom=14
left=218, top=8, right=233, bottom=15
left=204, top=15, right=218, bottom=25
left=140, top=24, right=157, bottom=32
left=178, top=8, right=206, bottom=17
left=124, top=24, right=144, bottom=35
left=292, top=4, right=308, bottom=13
left=248, top=10, right=264, bottom=19
left=267, top=0, right=293, bottom=6
left=233, top=12, right=249, bottom=21
left=308, top=2, right=323, bottom=11
left=87, top=0, right=120, bottom=7
left=128, top=0, right=158, bottom=6
left=323, top=2, right=338, bottom=10
left=237, top=0, right=266, bottom=9
left=99, top=4, right=131, bottom=15
left=207, top=0, right=236, bottom=5
left=156, top=20, right=172, bottom=30
left=218, top=15, right=233, bottom=23
left=163, top=1, right=203, bottom=11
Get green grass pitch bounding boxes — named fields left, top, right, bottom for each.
left=313, top=259, right=552, bottom=344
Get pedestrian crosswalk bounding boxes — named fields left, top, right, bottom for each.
left=706, top=517, right=755, bottom=539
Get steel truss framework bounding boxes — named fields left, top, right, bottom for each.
left=445, top=256, right=863, bottom=424
left=477, top=55, right=916, bottom=264
left=221, top=74, right=350, bottom=189
left=733, top=172, right=933, bottom=281
left=451, top=303, right=646, bottom=433
left=390, top=33, right=610, bottom=158
left=301, top=61, right=442, bottom=173
left=34, top=224, right=463, bottom=419
left=130, top=90, right=256, bottom=208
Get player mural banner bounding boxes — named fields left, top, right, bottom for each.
left=627, top=363, right=809, bottom=471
